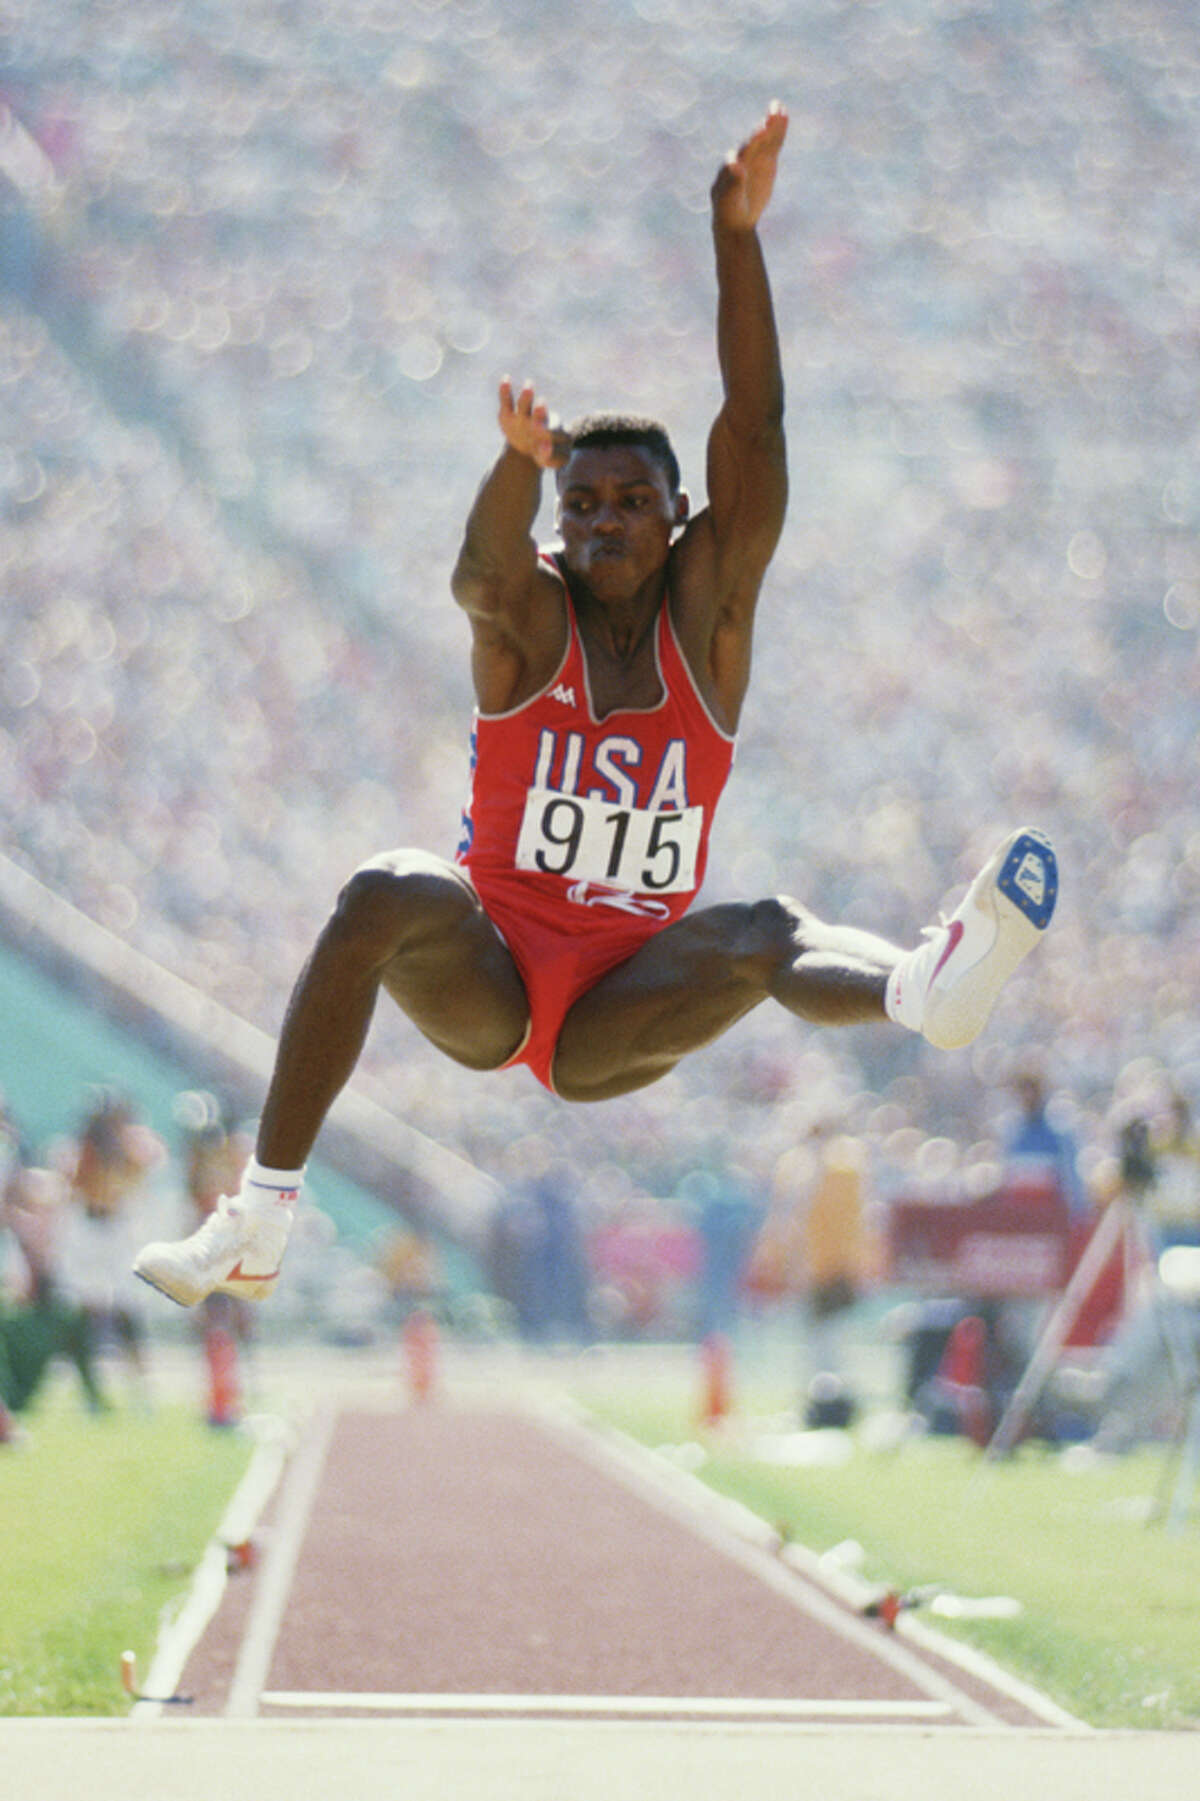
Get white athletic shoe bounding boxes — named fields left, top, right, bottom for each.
left=134, top=1197, right=293, bottom=1308
left=887, top=828, right=1058, bottom=1050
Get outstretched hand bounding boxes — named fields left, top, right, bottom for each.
left=498, top=377, right=571, bottom=468
left=711, top=101, right=788, bottom=232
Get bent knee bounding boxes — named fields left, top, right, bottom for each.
left=696, top=895, right=832, bottom=977
left=712, top=895, right=814, bottom=962
left=761, top=893, right=826, bottom=953
left=328, top=852, right=478, bottom=958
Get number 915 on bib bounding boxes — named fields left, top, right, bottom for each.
left=515, top=788, right=703, bottom=895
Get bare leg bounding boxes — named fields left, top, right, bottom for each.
left=133, top=852, right=530, bottom=1308
left=257, top=851, right=529, bottom=1167
left=553, top=895, right=899, bottom=1101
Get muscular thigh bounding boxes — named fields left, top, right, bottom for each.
left=352, top=850, right=530, bottom=1070
left=552, top=900, right=784, bottom=1101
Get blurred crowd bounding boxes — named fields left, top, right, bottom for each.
left=0, top=1090, right=162, bottom=1434
left=0, top=1082, right=408, bottom=1434
left=0, top=3, right=1198, bottom=1241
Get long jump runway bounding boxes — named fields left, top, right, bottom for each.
left=184, top=1399, right=1057, bottom=1728
left=6, top=1383, right=1198, bottom=1801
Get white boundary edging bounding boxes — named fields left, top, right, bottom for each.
left=257, top=1692, right=955, bottom=1720
left=131, top=1415, right=296, bottom=1725
left=224, top=1405, right=338, bottom=1719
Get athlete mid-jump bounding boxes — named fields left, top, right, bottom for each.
left=135, top=105, right=1057, bottom=1308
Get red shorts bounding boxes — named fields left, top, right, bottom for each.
left=464, top=867, right=670, bottom=1093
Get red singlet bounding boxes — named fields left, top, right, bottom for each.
left=456, top=557, right=736, bottom=1091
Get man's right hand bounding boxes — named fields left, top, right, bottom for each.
left=498, top=377, right=572, bottom=469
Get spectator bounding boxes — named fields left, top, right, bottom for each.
left=795, top=1132, right=873, bottom=1426
left=378, top=1224, right=441, bottom=1317
left=1, top=1105, right=108, bottom=1419
left=486, top=1151, right=589, bottom=1344
left=53, top=1094, right=164, bottom=1410
left=687, top=1152, right=761, bottom=1341
left=1003, top=1066, right=1087, bottom=1217
left=1148, top=1090, right=1200, bottom=1253
left=173, top=1092, right=256, bottom=1424
left=0, top=1097, right=25, bottom=1440
left=751, top=1131, right=871, bottom=1423
left=177, top=1093, right=253, bottom=1308
left=1088, top=1102, right=1200, bottom=1456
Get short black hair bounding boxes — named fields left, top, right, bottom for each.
left=563, top=413, right=681, bottom=496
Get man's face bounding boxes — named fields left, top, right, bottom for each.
left=556, top=445, right=686, bottom=603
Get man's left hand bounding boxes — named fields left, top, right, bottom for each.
left=712, top=102, right=788, bottom=232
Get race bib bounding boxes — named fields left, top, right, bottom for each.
left=515, top=788, right=703, bottom=895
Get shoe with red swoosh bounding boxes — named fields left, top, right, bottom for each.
left=134, top=1198, right=292, bottom=1308
left=887, top=828, right=1058, bottom=1050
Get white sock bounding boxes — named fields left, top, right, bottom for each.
left=241, top=1157, right=306, bottom=1213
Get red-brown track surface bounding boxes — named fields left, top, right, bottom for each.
left=172, top=1395, right=1058, bottom=1729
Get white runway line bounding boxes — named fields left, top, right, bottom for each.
left=225, top=1405, right=337, bottom=1720
left=131, top=1415, right=294, bottom=1726
left=259, top=1692, right=956, bottom=1720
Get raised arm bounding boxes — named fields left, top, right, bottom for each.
left=707, top=104, right=789, bottom=580
left=451, top=379, right=571, bottom=713
left=673, top=104, right=789, bottom=728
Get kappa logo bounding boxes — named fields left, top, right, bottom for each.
left=549, top=683, right=576, bottom=707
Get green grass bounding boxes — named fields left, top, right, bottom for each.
left=577, top=1377, right=1200, bottom=1731
left=0, top=1388, right=252, bottom=1715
